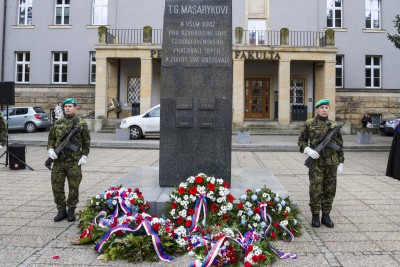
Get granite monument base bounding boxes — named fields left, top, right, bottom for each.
left=117, top=166, right=293, bottom=217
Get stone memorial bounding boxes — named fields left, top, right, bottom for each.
left=159, top=0, right=233, bottom=186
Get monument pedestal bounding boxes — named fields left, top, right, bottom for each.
left=117, top=166, right=293, bottom=217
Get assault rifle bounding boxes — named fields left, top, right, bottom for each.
left=45, top=125, right=81, bottom=170
left=304, top=123, right=344, bottom=169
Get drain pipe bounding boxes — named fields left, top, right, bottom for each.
left=1, top=0, right=8, bottom=81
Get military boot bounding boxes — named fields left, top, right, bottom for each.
left=321, top=213, right=334, bottom=228
left=67, top=208, right=76, bottom=222
left=54, top=209, right=67, bottom=222
left=311, top=214, right=320, bottom=228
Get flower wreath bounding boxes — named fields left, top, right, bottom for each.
left=236, top=186, right=301, bottom=240
left=77, top=186, right=186, bottom=262
left=167, top=173, right=235, bottom=233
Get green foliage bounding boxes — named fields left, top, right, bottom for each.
left=387, top=15, right=400, bottom=49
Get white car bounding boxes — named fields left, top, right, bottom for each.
left=119, top=104, right=160, bottom=139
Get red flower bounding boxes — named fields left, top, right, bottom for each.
left=140, top=204, right=146, bottom=211
left=106, top=192, right=111, bottom=198
left=223, top=181, right=229, bottom=188
left=171, top=202, right=178, bottom=209
left=284, top=211, right=289, bottom=218
left=127, top=188, right=132, bottom=193
left=246, top=189, right=252, bottom=193
left=227, top=194, right=234, bottom=203
left=116, top=230, right=123, bottom=236
left=222, top=214, right=229, bottom=221
left=252, top=254, right=259, bottom=262
left=178, top=187, right=186, bottom=194
left=153, top=223, right=161, bottom=232
left=207, top=183, right=216, bottom=191
left=195, top=176, right=203, bottom=184
left=274, top=222, right=279, bottom=228
left=189, top=186, right=197, bottom=195
left=126, top=212, right=132, bottom=217
left=115, top=191, right=119, bottom=197
left=187, top=208, right=195, bottom=215
left=254, top=207, right=260, bottom=214
left=269, top=200, right=274, bottom=206
left=244, top=261, right=252, bottom=267
left=289, top=229, right=295, bottom=234
left=258, top=254, right=266, bottom=261
left=237, top=203, right=243, bottom=209
left=210, top=203, right=219, bottom=211
left=185, top=220, right=192, bottom=227
left=271, top=232, right=276, bottom=238
left=129, top=199, right=135, bottom=204
left=247, top=245, right=253, bottom=253
left=176, top=216, right=183, bottom=225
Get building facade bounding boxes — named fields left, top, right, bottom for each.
left=1, top=0, right=399, bottom=131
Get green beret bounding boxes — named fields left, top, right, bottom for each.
left=315, top=99, right=329, bottom=108
left=62, top=98, right=77, bottom=108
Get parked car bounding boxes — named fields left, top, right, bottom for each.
left=1, top=106, right=51, bottom=133
left=379, top=116, right=400, bottom=135
left=119, top=104, right=160, bottom=139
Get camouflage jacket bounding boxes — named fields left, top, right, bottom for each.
left=298, top=115, right=344, bottom=166
left=0, top=113, right=6, bottom=146
left=47, top=114, right=91, bottom=161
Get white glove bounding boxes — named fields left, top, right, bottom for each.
left=337, top=163, right=344, bottom=174
left=48, top=149, right=58, bottom=160
left=304, top=147, right=320, bottom=159
left=78, top=155, right=87, bottom=166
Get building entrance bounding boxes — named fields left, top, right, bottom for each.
left=245, top=78, right=270, bottom=118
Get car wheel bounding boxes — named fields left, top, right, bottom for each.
left=25, top=122, right=37, bottom=133
left=129, top=126, right=143, bottom=139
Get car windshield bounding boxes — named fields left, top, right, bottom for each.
left=34, top=107, right=46, bottom=113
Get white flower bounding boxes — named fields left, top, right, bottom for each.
left=197, top=186, right=206, bottom=194
left=241, top=215, right=246, bottom=219
left=170, top=209, right=176, bottom=216
left=112, top=200, right=117, bottom=205
left=96, top=195, right=100, bottom=199
left=280, top=220, right=288, bottom=226
left=211, top=177, right=216, bottom=184
left=217, top=178, right=223, bottom=184
left=179, top=210, right=187, bottom=217
left=187, top=176, right=195, bottom=183
left=253, top=214, right=261, bottom=221
left=245, top=202, right=252, bottom=208
left=179, top=182, right=187, bottom=188
left=176, top=198, right=182, bottom=203
left=188, top=251, right=195, bottom=256
left=217, top=198, right=223, bottom=203
left=183, top=195, right=189, bottom=200
left=253, top=223, right=258, bottom=227
left=96, top=202, right=99, bottom=205
left=125, top=200, right=130, bottom=206
left=238, top=210, right=243, bottom=216
left=90, top=199, right=93, bottom=204
left=285, top=206, right=291, bottom=212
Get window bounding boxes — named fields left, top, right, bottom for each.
left=15, top=52, right=30, bottom=83
left=290, top=78, right=305, bottom=105
left=365, top=0, right=380, bottom=29
left=52, top=52, right=68, bottom=83
left=336, top=55, right=344, bottom=88
left=55, top=0, right=70, bottom=25
left=90, top=51, right=96, bottom=84
left=248, top=19, right=266, bottom=45
left=365, top=56, right=381, bottom=88
left=18, top=0, right=33, bottom=25
left=92, top=0, right=108, bottom=25
left=327, top=0, right=342, bottom=28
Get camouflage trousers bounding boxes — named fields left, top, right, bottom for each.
left=51, top=160, right=82, bottom=211
left=308, top=164, right=337, bottom=214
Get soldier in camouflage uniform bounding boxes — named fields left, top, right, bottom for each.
left=298, top=99, right=344, bottom=228
left=0, top=112, right=6, bottom=149
left=47, top=98, right=91, bottom=222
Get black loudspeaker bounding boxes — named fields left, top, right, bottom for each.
left=9, top=143, right=26, bottom=170
left=0, top=82, right=15, bottom=105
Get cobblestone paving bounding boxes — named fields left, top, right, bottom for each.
left=0, top=144, right=399, bottom=266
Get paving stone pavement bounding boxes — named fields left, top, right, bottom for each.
left=0, top=134, right=399, bottom=266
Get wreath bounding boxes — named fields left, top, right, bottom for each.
left=236, top=186, right=301, bottom=240
left=167, top=173, right=235, bottom=232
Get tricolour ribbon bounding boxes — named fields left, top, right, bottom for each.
left=188, top=193, right=207, bottom=233
left=94, top=218, right=173, bottom=262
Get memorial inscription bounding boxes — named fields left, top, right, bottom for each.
left=159, top=0, right=233, bottom=186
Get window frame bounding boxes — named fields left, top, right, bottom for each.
left=335, top=55, right=344, bottom=88
left=365, top=55, right=381, bottom=88
left=290, top=78, right=306, bottom=105
left=15, top=52, right=30, bottom=84
left=365, top=0, right=381, bottom=29
left=52, top=52, right=68, bottom=84
left=90, top=51, right=96, bottom=84
left=54, top=0, right=70, bottom=25
left=327, top=0, right=343, bottom=28
left=248, top=19, right=267, bottom=46
left=18, top=0, right=33, bottom=25
left=92, top=0, right=108, bottom=25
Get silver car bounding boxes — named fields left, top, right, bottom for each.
left=379, top=116, right=400, bottom=136
left=1, top=106, right=51, bottom=132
